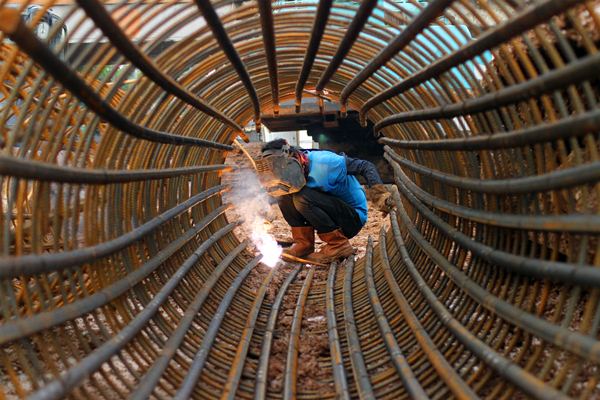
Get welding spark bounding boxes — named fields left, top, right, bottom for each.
left=251, top=220, right=282, bottom=268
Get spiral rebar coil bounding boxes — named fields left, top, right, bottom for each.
left=0, top=0, right=599, bottom=398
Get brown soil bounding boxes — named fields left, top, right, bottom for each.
left=296, top=266, right=333, bottom=392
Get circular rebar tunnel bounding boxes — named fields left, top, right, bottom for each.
left=1, top=0, right=600, bottom=398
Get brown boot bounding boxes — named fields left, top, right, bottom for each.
left=283, top=227, right=315, bottom=258
left=307, top=229, right=354, bottom=263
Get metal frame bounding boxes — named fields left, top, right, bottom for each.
left=1, top=0, right=599, bottom=398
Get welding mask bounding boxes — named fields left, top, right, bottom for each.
left=256, top=145, right=306, bottom=197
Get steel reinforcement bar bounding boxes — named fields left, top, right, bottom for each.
left=0, top=0, right=599, bottom=399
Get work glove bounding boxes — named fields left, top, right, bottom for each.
left=366, top=184, right=394, bottom=215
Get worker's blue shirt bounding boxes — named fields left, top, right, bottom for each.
left=305, top=151, right=368, bottom=225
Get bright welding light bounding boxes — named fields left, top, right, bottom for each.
left=251, top=220, right=282, bottom=268
left=225, top=166, right=282, bottom=268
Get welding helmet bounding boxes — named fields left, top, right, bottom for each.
left=256, top=144, right=307, bottom=197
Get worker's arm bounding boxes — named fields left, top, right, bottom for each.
left=345, top=155, right=392, bottom=214
left=344, top=156, right=383, bottom=188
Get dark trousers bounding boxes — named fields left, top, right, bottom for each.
left=277, top=187, right=363, bottom=239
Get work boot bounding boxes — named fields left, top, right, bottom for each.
left=307, top=229, right=354, bottom=263
left=283, top=226, right=315, bottom=258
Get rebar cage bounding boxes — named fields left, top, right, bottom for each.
left=0, top=0, right=599, bottom=398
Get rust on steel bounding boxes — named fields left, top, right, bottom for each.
left=283, top=267, right=314, bottom=399
left=258, top=0, right=279, bottom=115
left=193, top=0, right=261, bottom=127
left=0, top=8, right=233, bottom=150
left=314, top=0, right=377, bottom=93
left=294, top=0, right=333, bottom=112
left=339, top=0, right=453, bottom=110
left=1, top=0, right=600, bottom=398
left=359, top=0, right=586, bottom=124
left=255, top=268, right=300, bottom=400
left=74, top=0, right=243, bottom=134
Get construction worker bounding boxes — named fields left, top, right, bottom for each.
left=256, top=138, right=392, bottom=263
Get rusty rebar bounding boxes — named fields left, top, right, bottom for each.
left=193, top=0, right=261, bottom=126
left=339, top=0, right=453, bottom=110
left=315, top=0, right=378, bottom=93
left=0, top=8, right=233, bottom=150
left=359, top=0, right=585, bottom=124
left=294, top=0, right=333, bottom=112
left=74, top=0, right=243, bottom=134
left=258, top=0, right=279, bottom=115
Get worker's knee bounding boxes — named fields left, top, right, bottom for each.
left=291, top=188, right=313, bottom=212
